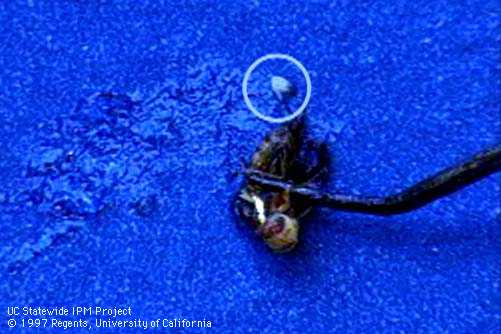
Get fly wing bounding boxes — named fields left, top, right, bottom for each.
left=249, top=117, right=304, bottom=179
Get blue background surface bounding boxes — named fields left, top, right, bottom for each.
left=0, top=1, right=500, bottom=333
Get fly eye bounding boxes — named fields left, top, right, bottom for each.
left=269, top=220, right=285, bottom=234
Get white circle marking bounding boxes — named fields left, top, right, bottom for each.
left=242, top=53, right=312, bottom=123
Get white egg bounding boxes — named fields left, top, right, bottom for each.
left=271, top=75, right=296, bottom=100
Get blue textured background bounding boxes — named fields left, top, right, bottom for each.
left=1, top=1, right=500, bottom=333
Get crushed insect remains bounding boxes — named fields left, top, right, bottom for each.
left=234, top=116, right=329, bottom=252
left=234, top=119, right=501, bottom=252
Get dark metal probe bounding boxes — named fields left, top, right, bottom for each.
left=246, top=145, right=501, bottom=215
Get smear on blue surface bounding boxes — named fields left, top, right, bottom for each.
left=1, top=59, right=257, bottom=269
